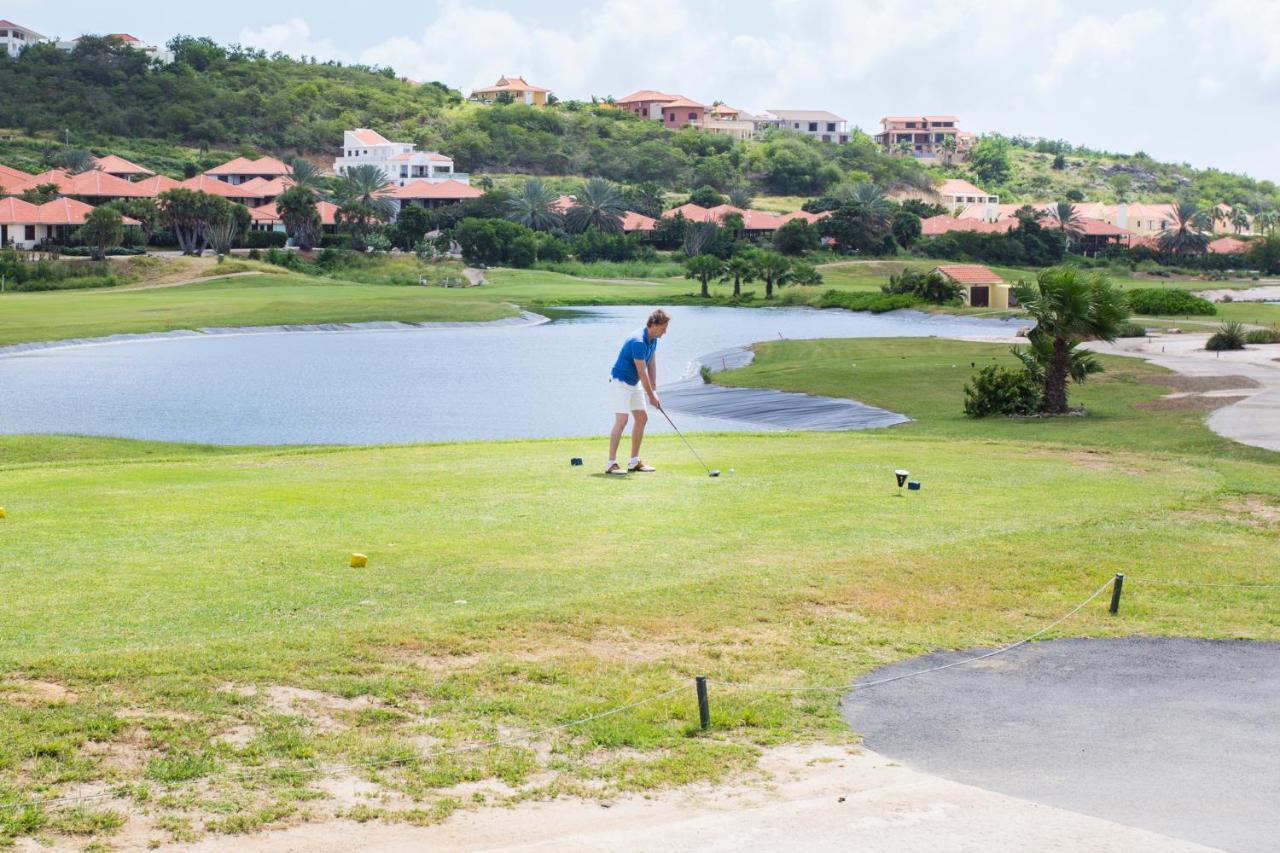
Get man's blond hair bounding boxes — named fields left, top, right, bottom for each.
left=647, top=309, right=671, bottom=328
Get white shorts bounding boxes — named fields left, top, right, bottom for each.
left=610, top=378, right=647, bottom=414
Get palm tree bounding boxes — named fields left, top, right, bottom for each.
left=719, top=254, right=756, bottom=298
left=684, top=254, right=724, bottom=298
left=1157, top=201, right=1211, bottom=254
left=332, top=163, right=395, bottom=250
left=939, top=135, right=958, bottom=165
left=1013, top=267, right=1128, bottom=415
left=895, top=139, right=913, bottom=157
left=1049, top=201, right=1084, bottom=250
left=1254, top=210, right=1278, bottom=236
left=749, top=249, right=792, bottom=299
left=564, top=177, right=625, bottom=234
left=506, top=179, right=562, bottom=231
left=59, top=148, right=96, bottom=175
left=727, top=186, right=753, bottom=209
left=1230, top=208, right=1251, bottom=235
left=1013, top=204, right=1048, bottom=229
left=284, top=157, right=325, bottom=193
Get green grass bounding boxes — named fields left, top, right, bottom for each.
left=1, top=337, right=1277, bottom=841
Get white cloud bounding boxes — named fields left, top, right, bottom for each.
left=240, top=18, right=343, bottom=61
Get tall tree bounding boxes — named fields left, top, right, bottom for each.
left=1013, top=267, right=1128, bottom=415
left=333, top=164, right=395, bottom=250
left=506, top=179, right=562, bottom=231
left=1157, top=201, right=1211, bottom=254
left=103, top=198, right=159, bottom=245
left=284, top=158, right=326, bottom=193
left=684, top=253, right=724, bottom=298
left=748, top=249, right=792, bottom=299
left=157, top=188, right=227, bottom=255
left=75, top=205, right=124, bottom=260
left=564, top=178, right=625, bottom=234
left=1049, top=201, right=1084, bottom=251
left=276, top=184, right=322, bottom=250
left=205, top=201, right=250, bottom=254
left=719, top=254, right=756, bottom=298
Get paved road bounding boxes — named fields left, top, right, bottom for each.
left=842, top=637, right=1280, bottom=853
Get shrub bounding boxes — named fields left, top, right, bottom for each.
left=1244, top=328, right=1280, bottom=344
left=1205, top=321, right=1247, bottom=351
left=963, top=365, right=1042, bottom=417
left=243, top=230, right=288, bottom=249
left=1116, top=321, right=1148, bottom=337
left=773, top=218, right=820, bottom=255
left=881, top=267, right=963, bottom=304
left=320, top=233, right=354, bottom=250
left=1124, top=288, right=1216, bottom=316
left=817, top=290, right=919, bottom=313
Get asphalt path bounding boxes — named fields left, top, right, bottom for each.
left=841, top=637, right=1280, bottom=853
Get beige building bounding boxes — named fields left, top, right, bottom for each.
left=876, top=116, right=976, bottom=161
left=470, top=76, right=552, bottom=106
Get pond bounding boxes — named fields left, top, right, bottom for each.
left=0, top=306, right=1020, bottom=445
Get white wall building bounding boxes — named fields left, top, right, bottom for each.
left=55, top=34, right=173, bottom=63
left=0, top=20, right=48, bottom=57
left=757, top=110, right=851, bottom=143
left=334, top=129, right=466, bottom=188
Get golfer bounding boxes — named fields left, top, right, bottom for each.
left=605, top=309, right=670, bottom=475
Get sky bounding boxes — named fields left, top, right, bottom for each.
left=16, top=0, right=1280, bottom=182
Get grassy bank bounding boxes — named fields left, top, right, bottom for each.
left=1, top=338, right=1277, bottom=843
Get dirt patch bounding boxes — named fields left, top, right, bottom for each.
left=1137, top=394, right=1251, bottom=412
left=1225, top=495, right=1280, bottom=527
left=1136, top=374, right=1260, bottom=393
left=2, top=678, right=78, bottom=705
left=217, top=684, right=380, bottom=732
left=1019, top=449, right=1148, bottom=476
left=212, top=724, right=259, bottom=748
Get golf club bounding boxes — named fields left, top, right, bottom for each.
left=658, top=406, right=719, bottom=477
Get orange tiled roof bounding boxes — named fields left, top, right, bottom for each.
left=388, top=179, right=484, bottom=200
left=0, top=197, right=41, bottom=223
left=935, top=264, right=1004, bottom=284
left=238, top=176, right=291, bottom=197
left=922, top=215, right=1016, bottom=235
left=938, top=178, right=992, bottom=197
left=0, top=163, right=34, bottom=186
left=660, top=96, right=705, bottom=109
left=204, top=156, right=291, bottom=178
left=92, top=154, right=154, bottom=176
left=616, top=90, right=675, bottom=104
left=178, top=175, right=258, bottom=198
left=474, top=75, right=551, bottom=94
left=249, top=200, right=339, bottom=227
left=351, top=129, right=393, bottom=146
left=64, top=169, right=153, bottom=198
left=1207, top=236, right=1249, bottom=254
left=34, top=197, right=138, bottom=226
left=131, top=175, right=183, bottom=196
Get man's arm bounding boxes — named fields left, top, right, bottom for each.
left=634, top=358, right=661, bottom=409
left=648, top=352, right=657, bottom=390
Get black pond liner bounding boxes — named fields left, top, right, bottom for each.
left=661, top=346, right=910, bottom=432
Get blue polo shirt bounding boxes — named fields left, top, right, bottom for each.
left=610, top=327, right=658, bottom=385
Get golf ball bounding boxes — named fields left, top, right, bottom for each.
left=729, top=468, right=735, bottom=474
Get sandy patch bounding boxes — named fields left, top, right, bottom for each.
left=1136, top=394, right=1251, bottom=412
left=154, top=743, right=1213, bottom=853
left=2, top=678, right=78, bottom=705
left=1136, top=373, right=1260, bottom=393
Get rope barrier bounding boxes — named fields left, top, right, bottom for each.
left=708, top=577, right=1117, bottom=694
left=1124, top=577, right=1280, bottom=590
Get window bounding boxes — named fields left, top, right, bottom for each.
left=827, top=122, right=835, bottom=131
left=688, top=112, right=696, bottom=120
left=808, top=122, right=818, bottom=132
left=25, top=225, right=35, bottom=240
left=906, top=122, right=917, bottom=128
left=839, top=135, right=849, bottom=143
left=400, top=166, right=408, bottom=177
left=822, top=134, right=831, bottom=142
left=668, top=112, right=675, bottom=122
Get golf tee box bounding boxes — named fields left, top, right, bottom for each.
left=0, top=507, right=6, bottom=519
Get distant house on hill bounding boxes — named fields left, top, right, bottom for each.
left=470, top=76, right=552, bottom=106
left=203, top=156, right=291, bottom=186
left=934, top=264, right=1012, bottom=309
left=757, top=110, right=850, bottom=143
left=56, top=33, right=174, bottom=63
left=334, top=129, right=466, bottom=188
left=938, top=178, right=999, bottom=219
left=876, top=115, right=976, bottom=161
left=1207, top=236, right=1249, bottom=254
left=0, top=20, right=48, bottom=57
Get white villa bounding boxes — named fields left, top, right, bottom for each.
left=334, top=129, right=466, bottom=188
left=0, top=19, right=46, bottom=57
left=757, top=110, right=852, bottom=144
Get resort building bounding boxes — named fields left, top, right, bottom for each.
left=551, top=195, right=657, bottom=233
left=616, top=90, right=679, bottom=121
left=249, top=200, right=341, bottom=235
left=757, top=110, right=851, bottom=143
left=389, top=179, right=485, bottom=211
left=876, top=116, right=976, bottom=160
left=0, top=20, right=47, bottom=57
left=470, top=75, right=552, bottom=106
left=938, top=178, right=999, bottom=219
left=934, top=264, right=1012, bottom=309
left=204, top=156, right=291, bottom=186
left=662, top=203, right=829, bottom=235
left=700, top=105, right=758, bottom=141
left=0, top=197, right=139, bottom=249
left=334, top=129, right=466, bottom=188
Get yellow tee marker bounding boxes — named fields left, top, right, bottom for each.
left=349, top=553, right=367, bottom=568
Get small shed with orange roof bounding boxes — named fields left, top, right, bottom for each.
left=934, top=264, right=1012, bottom=309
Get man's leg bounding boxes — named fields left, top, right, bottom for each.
left=608, top=413, right=629, bottom=467
left=629, top=409, right=648, bottom=461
